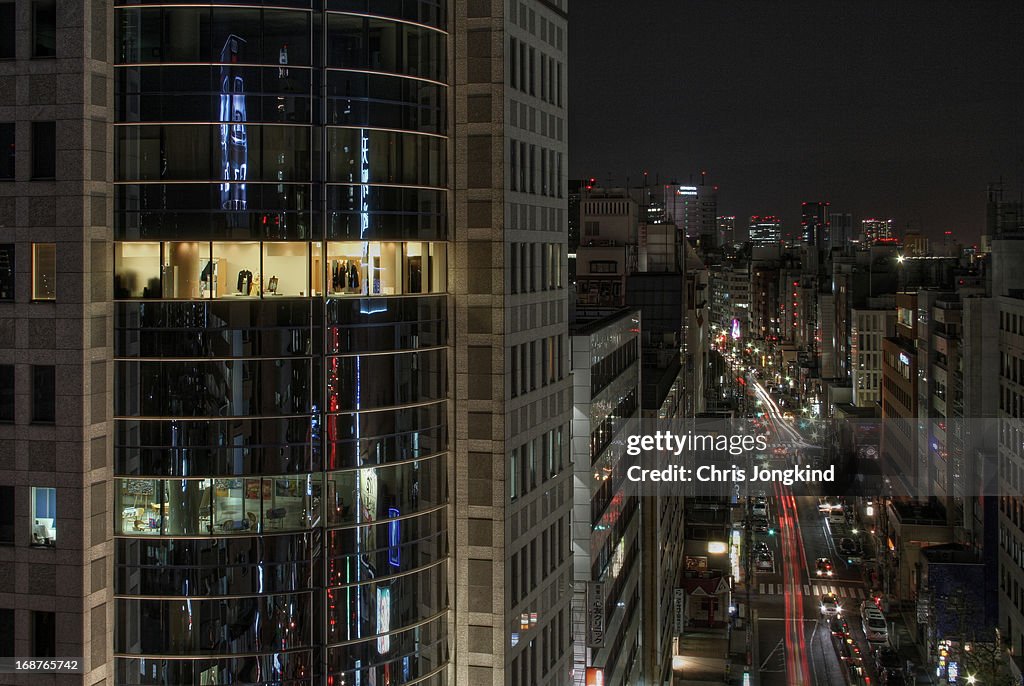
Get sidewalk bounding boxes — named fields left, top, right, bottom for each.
left=889, top=609, right=935, bottom=685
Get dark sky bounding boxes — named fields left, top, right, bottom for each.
left=569, top=0, right=1024, bottom=241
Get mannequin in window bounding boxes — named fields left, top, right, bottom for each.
left=237, top=269, right=253, bottom=294
left=268, top=275, right=279, bottom=294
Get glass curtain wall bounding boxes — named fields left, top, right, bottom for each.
left=113, top=2, right=448, bottom=684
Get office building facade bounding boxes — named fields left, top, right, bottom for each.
left=0, top=1, right=115, bottom=684
left=1, top=1, right=577, bottom=685
left=451, top=1, right=574, bottom=685
left=112, top=2, right=451, bottom=685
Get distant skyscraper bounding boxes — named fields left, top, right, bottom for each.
left=801, top=201, right=831, bottom=247
left=828, top=212, right=853, bottom=248
left=717, top=215, right=737, bottom=246
left=861, top=217, right=895, bottom=244
left=748, top=215, right=782, bottom=245
left=986, top=182, right=1024, bottom=237
left=665, top=181, right=717, bottom=244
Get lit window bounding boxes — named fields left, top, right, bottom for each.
left=31, top=243, right=55, bottom=300
left=30, top=486, right=56, bottom=547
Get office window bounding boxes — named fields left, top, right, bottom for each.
left=0, top=123, right=13, bottom=179
left=510, top=448, right=518, bottom=500
left=510, top=140, right=517, bottom=191
left=0, top=365, right=12, bottom=422
left=30, top=487, right=56, bottom=547
left=32, top=0, right=56, bottom=58
left=0, top=244, right=11, bottom=299
left=32, top=611, right=55, bottom=657
left=0, top=2, right=13, bottom=59
left=31, top=121, right=56, bottom=179
left=31, top=365, right=55, bottom=423
left=31, top=243, right=55, bottom=300
left=0, top=609, right=12, bottom=660
left=0, top=486, right=12, bottom=543
left=509, top=37, right=518, bottom=89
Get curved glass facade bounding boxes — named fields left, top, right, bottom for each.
left=113, top=2, right=449, bottom=684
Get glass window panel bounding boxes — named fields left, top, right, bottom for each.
left=163, top=241, right=211, bottom=299
left=117, top=479, right=164, bottom=535
left=0, top=123, right=13, bottom=179
left=261, top=241, right=308, bottom=297
left=214, top=478, right=255, bottom=532
left=367, top=241, right=401, bottom=295
left=0, top=365, right=12, bottom=422
left=31, top=243, right=56, bottom=300
left=160, top=7, right=207, bottom=63
left=311, top=241, right=323, bottom=296
left=31, top=121, right=56, bottom=179
left=115, top=242, right=161, bottom=298
left=263, top=9, right=310, bottom=67
left=327, top=241, right=368, bottom=295
left=212, top=241, right=261, bottom=297
left=32, top=0, right=56, bottom=58
left=0, top=243, right=13, bottom=299
left=0, top=2, right=14, bottom=60
left=210, top=8, right=261, bottom=64
left=30, top=486, right=56, bottom=546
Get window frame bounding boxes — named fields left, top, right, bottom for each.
left=31, top=243, right=56, bottom=301
left=30, top=120, right=56, bottom=179
left=31, top=364, right=55, bottom=424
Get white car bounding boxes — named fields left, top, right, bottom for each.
left=752, top=502, right=769, bottom=518
left=820, top=592, right=841, bottom=617
left=861, top=607, right=888, bottom=643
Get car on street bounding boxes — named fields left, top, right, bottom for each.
left=829, top=615, right=851, bottom=638
left=861, top=606, right=889, bottom=643
left=754, top=541, right=770, bottom=555
left=752, top=502, right=769, bottom=518
left=820, top=592, right=841, bottom=616
left=756, top=553, right=774, bottom=571
left=815, top=557, right=834, bottom=577
left=752, top=517, right=769, bottom=533
left=838, top=537, right=863, bottom=562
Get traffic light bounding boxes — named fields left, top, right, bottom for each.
left=768, top=527, right=776, bottom=536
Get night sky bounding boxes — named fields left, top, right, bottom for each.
left=568, top=0, right=1024, bottom=242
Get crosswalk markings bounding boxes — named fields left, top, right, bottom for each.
left=757, top=582, right=866, bottom=599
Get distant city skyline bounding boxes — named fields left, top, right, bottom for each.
left=569, top=0, right=1024, bottom=242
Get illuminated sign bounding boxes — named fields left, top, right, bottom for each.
left=899, top=352, right=910, bottom=365
left=731, top=318, right=741, bottom=340
left=219, top=35, right=248, bottom=213
left=388, top=508, right=401, bottom=568
left=377, top=587, right=391, bottom=654
left=585, top=668, right=605, bottom=686
left=675, top=186, right=698, bottom=196
left=586, top=582, right=605, bottom=647
left=674, top=588, right=686, bottom=632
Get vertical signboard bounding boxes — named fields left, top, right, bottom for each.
left=586, top=582, right=605, bottom=647
left=674, top=588, right=686, bottom=633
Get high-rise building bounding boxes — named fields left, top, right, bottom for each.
left=451, top=2, right=574, bottom=685
left=861, top=218, right=895, bottom=244
left=828, top=212, right=853, bottom=249
left=3, top=1, right=574, bottom=685
left=0, top=2, right=114, bottom=683
left=801, top=201, right=831, bottom=248
left=570, top=310, right=642, bottom=685
left=850, top=300, right=896, bottom=408
left=748, top=215, right=782, bottom=245
left=986, top=182, right=1024, bottom=238
left=717, top=215, right=737, bottom=247
left=665, top=182, right=717, bottom=245
left=112, top=3, right=454, bottom=685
